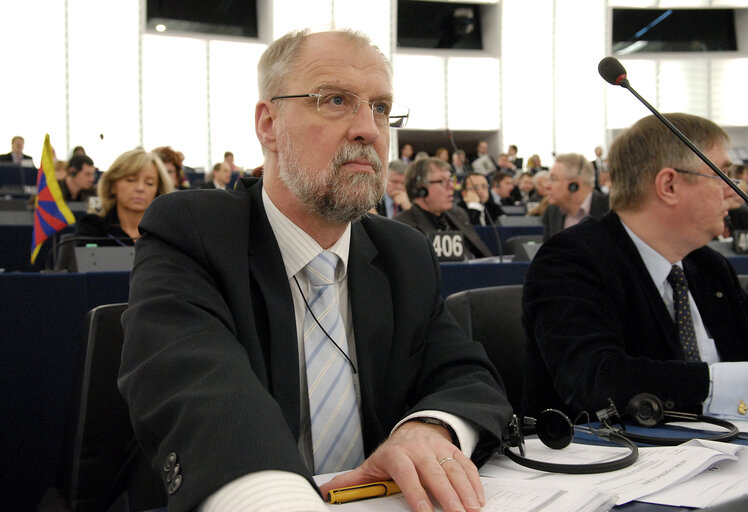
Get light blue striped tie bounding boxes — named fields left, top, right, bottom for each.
left=303, top=251, right=364, bottom=474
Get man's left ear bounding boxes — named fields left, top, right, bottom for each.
left=255, top=100, right=278, bottom=152
left=654, top=168, right=679, bottom=205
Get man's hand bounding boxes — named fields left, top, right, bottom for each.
left=318, top=420, right=485, bottom=512
left=463, top=190, right=480, bottom=204
left=391, top=189, right=412, bottom=211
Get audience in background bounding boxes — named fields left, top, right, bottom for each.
left=202, top=162, right=232, bottom=190
left=723, top=164, right=748, bottom=238
left=153, top=146, right=190, bottom=190
left=434, top=147, right=449, bottom=163
left=70, top=146, right=87, bottom=158
left=451, top=149, right=472, bottom=179
left=490, top=171, right=516, bottom=206
left=507, top=144, right=522, bottom=170
left=527, top=170, right=550, bottom=216
left=399, top=143, right=414, bottom=164
left=542, top=153, right=609, bottom=241
left=457, top=172, right=504, bottom=226
left=58, top=154, right=97, bottom=203
left=223, top=151, right=242, bottom=172
left=509, top=172, right=535, bottom=205
left=376, top=160, right=411, bottom=218
left=0, top=136, right=35, bottom=167
left=396, top=157, right=492, bottom=259
left=74, top=148, right=173, bottom=245
left=472, top=140, right=497, bottom=176
left=414, top=150, right=429, bottom=161
left=525, top=154, right=547, bottom=174
left=496, top=153, right=516, bottom=174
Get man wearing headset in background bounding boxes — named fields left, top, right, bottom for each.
left=58, top=154, right=97, bottom=203
left=523, top=113, right=748, bottom=421
left=541, top=153, right=609, bottom=242
left=395, top=157, right=492, bottom=260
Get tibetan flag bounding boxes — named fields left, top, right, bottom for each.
left=31, top=134, right=75, bottom=263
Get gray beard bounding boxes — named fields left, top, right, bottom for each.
left=277, top=138, right=385, bottom=224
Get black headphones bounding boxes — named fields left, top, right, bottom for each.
left=601, top=393, right=740, bottom=446
left=502, top=393, right=739, bottom=474
left=409, top=160, right=432, bottom=199
left=567, top=157, right=584, bottom=193
left=503, top=409, right=639, bottom=474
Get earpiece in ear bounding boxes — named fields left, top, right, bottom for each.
left=568, top=182, right=579, bottom=193
left=536, top=409, right=574, bottom=449
left=627, top=393, right=664, bottom=427
left=415, top=187, right=429, bottom=198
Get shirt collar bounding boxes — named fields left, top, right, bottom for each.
left=621, top=219, right=682, bottom=293
left=262, top=187, right=351, bottom=280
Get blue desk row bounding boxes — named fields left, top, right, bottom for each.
left=0, top=222, right=542, bottom=273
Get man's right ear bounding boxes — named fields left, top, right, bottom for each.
left=255, top=100, right=278, bottom=152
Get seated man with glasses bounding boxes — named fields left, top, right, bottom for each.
left=457, top=172, right=504, bottom=226
left=542, top=153, right=610, bottom=242
left=121, top=29, right=510, bottom=512
left=395, top=158, right=493, bottom=260
left=523, top=112, right=748, bottom=421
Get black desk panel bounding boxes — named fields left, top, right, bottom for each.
left=0, top=272, right=130, bottom=511
left=475, top=225, right=543, bottom=256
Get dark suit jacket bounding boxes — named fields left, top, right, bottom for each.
left=120, top=178, right=510, bottom=511
left=394, top=204, right=493, bottom=259
left=0, top=152, right=33, bottom=164
left=523, top=211, right=748, bottom=418
left=541, top=189, right=609, bottom=242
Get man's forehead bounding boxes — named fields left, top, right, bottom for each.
left=293, top=33, right=392, bottom=94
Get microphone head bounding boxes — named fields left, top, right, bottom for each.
left=598, top=57, right=627, bottom=86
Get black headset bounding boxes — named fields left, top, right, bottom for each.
left=567, top=157, right=584, bottom=193
left=502, top=393, right=739, bottom=474
left=503, top=409, right=639, bottom=474
left=601, top=393, right=740, bottom=446
left=409, top=160, right=431, bottom=199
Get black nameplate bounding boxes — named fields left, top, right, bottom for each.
left=428, top=231, right=466, bottom=262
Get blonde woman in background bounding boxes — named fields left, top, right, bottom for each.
left=73, top=148, right=173, bottom=245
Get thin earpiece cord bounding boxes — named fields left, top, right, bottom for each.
left=293, top=275, right=357, bottom=374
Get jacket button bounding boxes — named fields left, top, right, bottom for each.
left=167, top=463, right=181, bottom=483
left=164, top=452, right=177, bottom=472
left=168, top=474, right=182, bottom=495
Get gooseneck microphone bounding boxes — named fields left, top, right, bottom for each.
left=598, top=56, right=748, bottom=204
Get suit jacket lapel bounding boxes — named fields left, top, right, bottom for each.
left=245, top=181, right=301, bottom=440
left=348, top=221, right=393, bottom=449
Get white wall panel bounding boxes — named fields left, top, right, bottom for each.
left=142, top=35, right=208, bottom=169
left=208, top=40, right=265, bottom=171
left=393, top=54, right=447, bottom=130
left=67, top=0, right=140, bottom=169
left=0, top=1, right=66, bottom=162
left=447, top=57, right=500, bottom=131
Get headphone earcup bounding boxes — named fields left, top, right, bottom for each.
left=415, top=187, right=428, bottom=198
left=568, top=182, right=579, bottom=193
left=628, top=393, right=664, bottom=427
left=535, top=409, right=574, bottom=450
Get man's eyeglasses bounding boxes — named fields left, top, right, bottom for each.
left=270, top=88, right=409, bottom=128
left=428, top=177, right=453, bottom=188
left=673, top=168, right=742, bottom=185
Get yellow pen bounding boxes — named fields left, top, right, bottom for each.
left=328, top=480, right=402, bottom=504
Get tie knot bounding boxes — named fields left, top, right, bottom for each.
left=304, top=251, right=339, bottom=287
left=667, top=265, right=686, bottom=288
